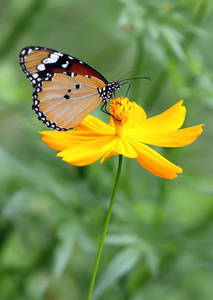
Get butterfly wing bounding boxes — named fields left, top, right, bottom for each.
left=34, top=72, right=105, bottom=130
left=19, top=46, right=108, bottom=130
left=20, top=46, right=108, bottom=86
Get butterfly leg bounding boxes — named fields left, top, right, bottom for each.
left=100, top=100, right=121, bottom=121
left=119, top=81, right=131, bottom=97
left=101, top=100, right=111, bottom=116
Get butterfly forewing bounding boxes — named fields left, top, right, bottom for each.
left=20, top=46, right=108, bottom=86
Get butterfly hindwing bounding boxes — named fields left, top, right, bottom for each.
left=33, top=72, right=104, bottom=130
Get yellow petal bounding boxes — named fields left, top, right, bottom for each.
left=131, top=101, right=186, bottom=134
left=108, top=117, right=115, bottom=130
left=100, top=137, right=138, bottom=163
left=128, top=124, right=204, bottom=147
left=126, top=101, right=147, bottom=129
left=129, top=140, right=182, bottom=179
left=57, top=135, right=116, bottom=166
left=75, top=114, right=114, bottom=134
left=40, top=114, right=116, bottom=152
left=40, top=131, right=76, bottom=151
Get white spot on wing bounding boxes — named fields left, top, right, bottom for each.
left=43, top=57, right=59, bottom=64
left=32, top=73, right=39, bottom=78
left=37, top=64, right=46, bottom=71
left=62, top=61, right=69, bottom=68
left=54, top=52, right=63, bottom=57
left=50, top=53, right=60, bottom=60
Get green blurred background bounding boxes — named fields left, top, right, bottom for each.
left=0, top=0, right=213, bottom=299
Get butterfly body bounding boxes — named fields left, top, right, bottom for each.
left=19, top=46, right=121, bottom=130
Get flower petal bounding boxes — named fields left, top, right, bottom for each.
left=75, top=114, right=114, bottom=134
left=129, top=101, right=186, bottom=136
left=128, top=124, right=204, bottom=147
left=57, top=135, right=116, bottom=166
left=40, top=114, right=116, bottom=152
left=126, top=101, right=147, bottom=129
left=146, top=100, right=186, bottom=131
left=40, top=131, right=77, bottom=151
left=100, top=137, right=138, bottom=163
left=129, top=140, right=182, bottom=179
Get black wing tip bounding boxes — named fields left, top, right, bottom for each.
left=19, top=46, right=33, bottom=57
left=19, top=46, right=50, bottom=57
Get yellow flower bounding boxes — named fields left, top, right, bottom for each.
left=40, top=97, right=204, bottom=179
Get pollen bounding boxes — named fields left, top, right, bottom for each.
left=109, top=97, right=132, bottom=122
left=108, top=97, right=133, bottom=137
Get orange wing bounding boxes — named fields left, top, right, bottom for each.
left=34, top=73, right=105, bottom=130
left=20, top=46, right=108, bottom=87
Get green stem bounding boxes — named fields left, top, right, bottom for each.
left=86, top=155, right=123, bottom=300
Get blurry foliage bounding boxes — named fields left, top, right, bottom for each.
left=0, top=0, right=213, bottom=299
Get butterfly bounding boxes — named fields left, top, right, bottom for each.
left=19, top=46, right=122, bottom=131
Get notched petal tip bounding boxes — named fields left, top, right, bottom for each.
left=140, top=100, right=187, bottom=133
left=130, top=141, right=183, bottom=179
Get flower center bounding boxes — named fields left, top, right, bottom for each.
left=108, top=97, right=132, bottom=137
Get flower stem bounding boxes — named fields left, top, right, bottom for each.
left=86, top=155, right=123, bottom=300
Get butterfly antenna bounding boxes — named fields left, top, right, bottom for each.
left=119, top=76, right=151, bottom=97
left=119, top=76, right=152, bottom=83
left=118, top=69, right=138, bottom=83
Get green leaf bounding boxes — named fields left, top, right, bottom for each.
left=51, top=222, right=76, bottom=278
left=2, top=190, right=30, bottom=217
left=93, top=247, right=142, bottom=299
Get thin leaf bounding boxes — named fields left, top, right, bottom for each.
left=93, top=247, right=142, bottom=299
left=51, top=222, right=76, bottom=278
